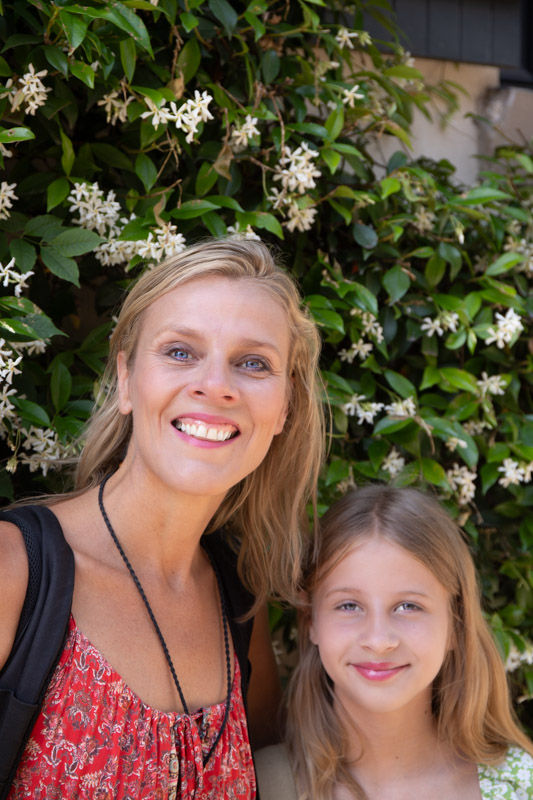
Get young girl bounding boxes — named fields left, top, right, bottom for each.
left=255, top=484, right=533, bottom=799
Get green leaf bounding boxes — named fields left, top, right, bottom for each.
left=120, top=37, right=137, bottom=82
left=59, top=9, right=88, bottom=50
left=244, top=10, right=266, bottom=40
left=311, top=308, right=345, bottom=334
left=43, top=45, right=69, bottom=76
left=373, top=417, right=413, bottom=435
left=351, top=282, right=378, bottom=315
left=205, top=195, right=244, bottom=212
left=0, top=126, right=35, bottom=143
left=177, top=37, right=201, bottom=84
left=51, top=361, right=72, bottom=412
left=180, top=11, right=200, bottom=32
left=325, top=106, right=344, bottom=141
left=9, top=239, right=36, bottom=272
left=353, top=222, right=378, bottom=249
left=12, top=397, right=50, bottom=427
left=48, top=228, right=102, bottom=256
left=0, top=56, right=11, bottom=76
left=445, top=330, right=467, bottom=350
left=135, top=152, right=158, bottom=191
left=481, top=462, right=500, bottom=494
left=195, top=161, right=219, bottom=195
left=171, top=199, right=221, bottom=219
left=202, top=211, right=227, bottom=237
left=70, top=60, right=95, bottom=88
left=326, top=458, right=350, bottom=486
left=425, top=253, right=446, bottom=287
left=208, top=0, right=238, bottom=36
left=0, top=317, right=42, bottom=341
left=454, top=186, right=512, bottom=205
left=40, top=247, right=80, bottom=286
left=99, top=2, right=153, bottom=55
left=384, top=369, right=416, bottom=399
left=92, top=143, right=135, bottom=172
left=437, top=242, right=461, bottom=273
left=24, top=215, right=65, bottom=240
left=420, top=458, right=449, bottom=489
left=321, top=147, right=341, bottom=174
left=59, top=128, right=75, bottom=176
left=380, top=176, right=401, bottom=199
left=485, top=251, right=525, bottom=277
left=328, top=198, right=352, bottom=225
left=236, top=211, right=284, bottom=238
left=382, top=265, right=409, bottom=303
left=261, top=49, right=280, bottom=84
left=384, top=65, right=424, bottom=80
left=440, top=367, right=478, bottom=394
left=22, top=313, right=64, bottom=340
left=330, top=142, right=364, bottom=159
left=47, top=177, right=70, bottom=211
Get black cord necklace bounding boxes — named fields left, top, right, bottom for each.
left=97, top=473, right=233, bottom=767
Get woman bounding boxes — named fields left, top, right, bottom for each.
left=0, top=239, right=325, bottom=799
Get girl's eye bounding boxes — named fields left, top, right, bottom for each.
left=396, top=602, right=421, bottom=612
left=337, top=601, right=361, bottom=613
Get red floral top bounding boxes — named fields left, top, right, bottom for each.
left=8, top=615, right=256, bottom=800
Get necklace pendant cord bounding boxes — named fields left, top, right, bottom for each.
left=98, top=473, right=233, bottom=767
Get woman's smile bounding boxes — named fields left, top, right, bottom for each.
left=116, top=275, right=291, bottom=498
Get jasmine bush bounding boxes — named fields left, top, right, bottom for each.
left=0, top=0, right=531, bottom=723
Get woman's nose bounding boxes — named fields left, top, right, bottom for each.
left=188, top=356, right=239, bottom=403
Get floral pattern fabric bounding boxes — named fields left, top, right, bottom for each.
left=478, top=746, right=533, bottom=799
left=9, top=615, right=256, bottom=800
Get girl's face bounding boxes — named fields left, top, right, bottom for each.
left=117, top=276, right=290, bottom=500
left=310, top=536, right=452, bottom=722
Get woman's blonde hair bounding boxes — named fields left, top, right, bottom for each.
left=287, top=484, right=533, bottom=800
left=76, top=238, right=325, bottom=607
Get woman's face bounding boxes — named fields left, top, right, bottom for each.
left=117, top=276, right=291, bottom=501
left=309, top=536, right=451, bottom=724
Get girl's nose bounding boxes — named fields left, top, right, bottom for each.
left=187, top=357, right=240, bottom=403
left=358, top=613, right=399, bottom=653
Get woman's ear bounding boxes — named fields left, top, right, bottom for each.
left=117, top=351, right=132, bottom=415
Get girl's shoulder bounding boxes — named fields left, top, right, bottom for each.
left=478, top=746, right=533, bottom=799
left=254, top=743, right=298, bottom=800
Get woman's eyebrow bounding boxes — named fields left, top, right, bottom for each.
left=156, top=328, right=284, bottom=357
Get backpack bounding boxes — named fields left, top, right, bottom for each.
left=0, top=505, right=254, bottom=799
left=0, top=505, right=74, bottom=800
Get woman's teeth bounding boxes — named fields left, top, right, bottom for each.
left=175, top=420, right=237, bottom=441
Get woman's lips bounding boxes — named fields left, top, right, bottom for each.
left=352, top=662, right=408, bottom=681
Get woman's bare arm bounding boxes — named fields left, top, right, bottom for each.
left=246, top=604, right=283, bottom=750
left=0, top=522, right=28, bottom=671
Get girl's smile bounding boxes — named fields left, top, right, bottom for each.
left=310, top=536, right=452, bottom=720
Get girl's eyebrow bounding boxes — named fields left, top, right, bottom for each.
left=324, top=587, right=430, bottom=599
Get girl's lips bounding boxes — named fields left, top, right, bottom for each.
left=352, top=662, right=408, bottom=681
left=172, top=415, right=240, bottom=448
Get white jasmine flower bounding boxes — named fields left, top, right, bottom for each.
left=226, top=224, right=261, bottom=241
left=342, top=393, right=366, bottom=417
left=0, top=384, right=17, bottom=419
left=421, top=316, right=444, bottom=337
left=0, top=182, right=18, bottom=220
left=140, top=97, right=172, bottom=127
left=14, top=339, right=47, bottom=356
left=440, top=311, right=459, bottom=333
left=230, top=114, right=260, bottom=150
left=385, top=397, right=416, bottom=417
left=284, top=204, right=318, bottom=233
left=342, top=84, right=364, bottom=108
left=19, top=426, right=66, bottom=477
left=523, top=462, right=533, bottom=483
left=476, top=371, right=507, bottom=397
left=273, top=143, right=321, bottom=195
left=445, top=436, right=467, bottom=452
left=153, top=222, right=187, bottom=256
left=68, top=182, right=122, bottom=236
left=412, top=207, right=435, bottom=234
left=0, top=257, right=33, bottom=296
left=463, top=420, right=492, bottom=435
left=0, top=354, right=22, bottom=385
left=335, top=28, right=360, bottom=49
left=486, top=308, right=524, bottom=349
left=266, top=186, right=287, bottom=211
left=9, top=64, right=51, bottom=115
left=97, top=89, right=135, bottom=125
left=355, top=401, right=384, bottom=425
left=446, top=463, right=477, bottom=506
left=382, top=447, right=405, bottom=478
left=498, top=458, right=525, bottom=488
left=166, top=90, right=214, bottom=142
left=505, top=644, right=523, bottom=673
left=0, top=144, right=13, bottom=159
left=360, top=312, right=384, bottom=343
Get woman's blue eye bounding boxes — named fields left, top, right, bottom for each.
left=338, top=602, right=360, bottom=612
left=170, top=348, right=191, bottom=361
left=397, top=602, right=421, bottom=612
left=241, top=358, right=268, bottom=371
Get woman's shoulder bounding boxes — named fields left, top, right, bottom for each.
left=255, top=743, right=298, bottom=800
left=478, top=746, right=533, bottom=799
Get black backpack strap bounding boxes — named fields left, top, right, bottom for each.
left=0, top=505, right=74, bottom=798
left=202, top=529, right=255, bottom=694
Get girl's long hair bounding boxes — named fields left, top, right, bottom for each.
left=287, top=484, right=533, bottom=800
left=68, top=239, right=324, bottom=608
